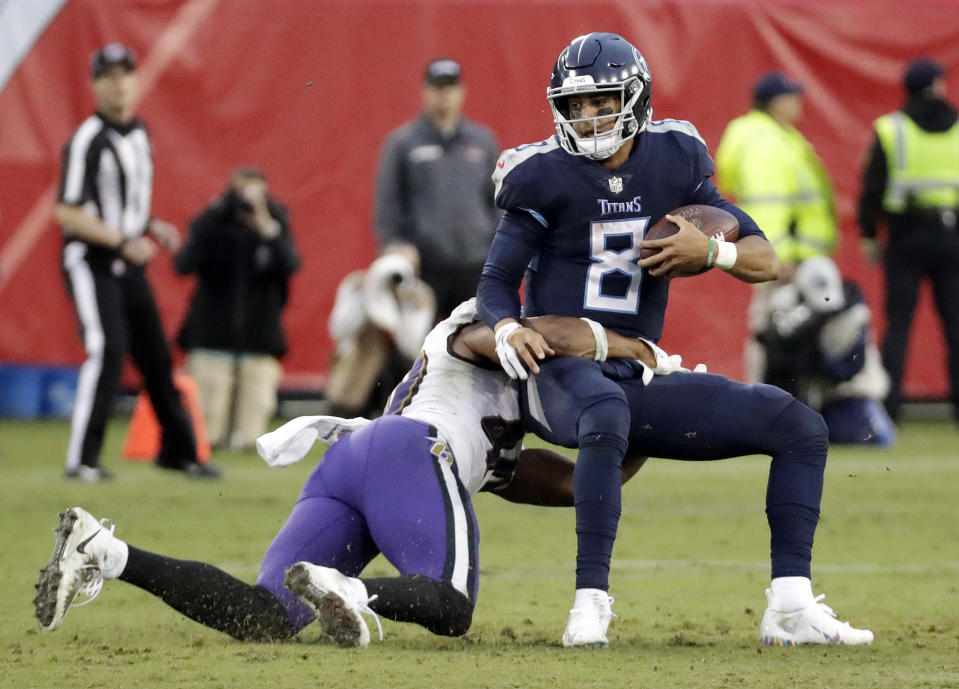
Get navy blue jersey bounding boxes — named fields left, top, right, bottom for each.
left=478, top=122, right=765, bottom=340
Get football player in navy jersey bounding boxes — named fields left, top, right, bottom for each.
left=478, top=32, right=872, bottom=647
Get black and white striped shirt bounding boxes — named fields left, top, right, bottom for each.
left=58, top=113, right=154, bottom=250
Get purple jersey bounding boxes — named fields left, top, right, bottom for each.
left=478, top=123, right=765, bottom=340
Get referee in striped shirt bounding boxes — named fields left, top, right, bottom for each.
left=55, top=43, right=219, bottom=481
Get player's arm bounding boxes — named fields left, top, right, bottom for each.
left=493, top=448, right=648, bottom=507
left=639, top=179, right=780, bottom=283
left=525, top=315, right=656, bottom=367
left=716, top=232, right=781, bottom=284
left=702, top=181, right=782, bottom=284
left=455, top=317, right=656, bottom=368
left=476, top=210, right=541, bottom=325
left=476, top=209, right=555, bottom=378
left=638, top=215, right=780, bottom=283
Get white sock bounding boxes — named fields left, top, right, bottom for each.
left=101, top=538, right=129, bottom=580
left=769, top=576, right=815, bottom=611
left=573, top=587, right=608, bottom=609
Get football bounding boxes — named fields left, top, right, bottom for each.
left=639, top=205, right=740, bottom=262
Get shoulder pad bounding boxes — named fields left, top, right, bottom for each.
left=493, top=137, right=560, bottom=199
left=647, top=118, right=707, bottom=148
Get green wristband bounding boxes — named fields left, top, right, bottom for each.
left=706, top=237, right=716, bottom=268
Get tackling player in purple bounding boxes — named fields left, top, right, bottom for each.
left=478, top=32, right=871, bottom=647
left=33, top=301, right=649, bottom=646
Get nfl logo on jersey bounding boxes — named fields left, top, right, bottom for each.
left=608, top=176, right=623, bottom=193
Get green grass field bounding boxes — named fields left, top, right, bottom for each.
left=1, top=417, right=957, bottom=688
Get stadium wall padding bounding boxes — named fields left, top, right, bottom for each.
left=2, top=0, right=958, bottom=398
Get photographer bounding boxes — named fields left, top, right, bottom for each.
left=175, top=167, right=301, bottom=450
left=325, top=243, right=436, bottom=418
left=759, top=256, right=895, bottom=445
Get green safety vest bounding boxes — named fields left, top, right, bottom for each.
left=875, top=112, right=959, bottom=213
left=716, top=110, right=837, bottom=264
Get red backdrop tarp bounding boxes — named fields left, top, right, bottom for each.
left=2, top=0, right=958, bottom=397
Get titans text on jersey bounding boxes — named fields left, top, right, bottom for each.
left=479, top=121, right=765, bottom=341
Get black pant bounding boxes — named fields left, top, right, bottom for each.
left=882, top=225, right=959, bottom=419
left=63, top=251, right=196, bottom=469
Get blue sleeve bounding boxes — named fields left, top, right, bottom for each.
left=819, top=330, right=868, bottom=381
left=690, top=178, right=766, bottom=240
left=476, top=209, right=545, bottom=328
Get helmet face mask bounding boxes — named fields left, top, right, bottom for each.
left=548, top=33, right=652, bottom=161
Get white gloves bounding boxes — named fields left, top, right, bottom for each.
left=494, top=321, right=528, bottom=380
left=638, top=338, right=706, bottom=384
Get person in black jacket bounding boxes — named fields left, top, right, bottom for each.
left=175, top=167, right=301, bottom=450
left=858, top=57, right=959, bottom=422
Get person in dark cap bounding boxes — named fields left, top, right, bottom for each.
left=53, top=43, right=220, bottom=480
left=903, top=57, right=945, bottom=96
left=372, top=57, right=501, bottom=320
left=858, top=56, right=959, bottom=423
left=90, top=42, right=137, bottom=77
left=752, top=71, right=804, bottom=104
left=423, top=57, right=461, bottom=87
left=716, top=70, right=838, bottom=382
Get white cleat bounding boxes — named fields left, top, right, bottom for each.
left=562, top=590, right=615, bottom=648
left=760, top=589, right=874, bottom=646
left=284, top=562, right=382, bottom=648
left=33, top=507, right=115, bottom=630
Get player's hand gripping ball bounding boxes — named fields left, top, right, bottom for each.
left=639, top=204, right=740, bottom=276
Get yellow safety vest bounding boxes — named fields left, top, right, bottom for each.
left=874, top=112, right=959, bottom=213
left=716, top=110, right=837, bottom=264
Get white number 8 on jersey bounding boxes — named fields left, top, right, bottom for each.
left=584, top=217, right=648, bottom=313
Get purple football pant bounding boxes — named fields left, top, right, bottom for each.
left=255, top=415, right=480, bottom=631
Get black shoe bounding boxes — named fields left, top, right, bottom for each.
left=186, top=461, right=222, bottom=479
left=65, top=465, right=114, bottom=482
left=155, top=459, right=222, bottom=479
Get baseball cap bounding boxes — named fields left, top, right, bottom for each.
left=91, top=43, right=137, bottom=79
left=903, top=57, right=945, bottom=95
left=753, top=71, right=804, bottom=103
left=424, top=58, right=461, bottom=87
